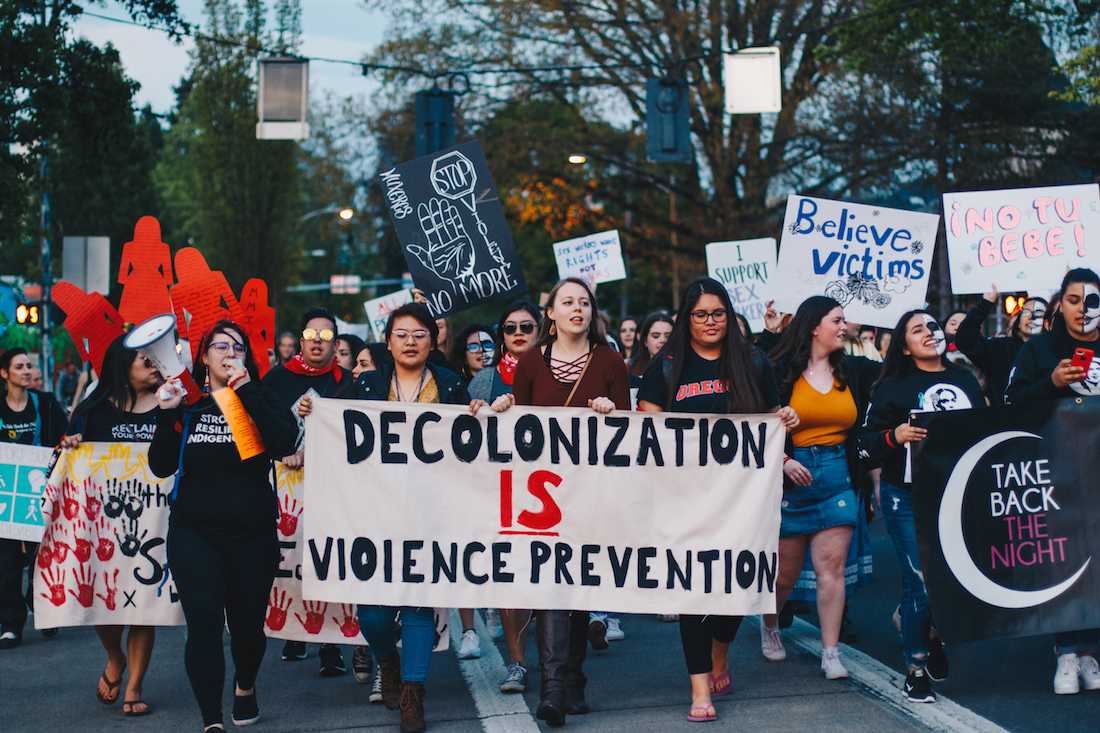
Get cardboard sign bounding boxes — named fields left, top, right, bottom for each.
left=774, top=195, right=940, bottom=328
left=379, top=140, right=527, bottom=317
left=171, top=247, right=245, bottom=360
left=238, top=278, right=276, bottom=378
left=553, top=230, right=627, bottom=286
left=706, top=238, right=777, bottom=332
left=943, top=184, right=1100, bottom=294
left=363, top=288, right=414, bottom=341
left=117, top=216, right=174, bottom=325
left=51, top=281, right=126, bottom=375
left=303, top=399, right=784, bottom=615
left=0, top=443, right=54, bottom=542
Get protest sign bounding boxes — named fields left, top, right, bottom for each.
left=774, top=195, right=940, bottom=327
left=943, top=184, right=1100, bottom=294
left=302, top=399, right=784, bottom=615
left=378, top=140, right=527, bottom=318
left=706, top=238, right=776, bottom=332
left=363, top=288, right=414, bottom=341
left=33, top=443, right=184, bottom=628
left=912, top=400, right=1100, bottom=643
left=0, top=443, right=53, bottom=542
left=553, top=230, right=627, bottom=286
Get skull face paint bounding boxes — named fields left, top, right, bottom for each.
left=923, top=314, right=947, bottom=355
left=1082, top=285, right=1100, bottom=335
left=1022, top=301, right=1046, bottom=335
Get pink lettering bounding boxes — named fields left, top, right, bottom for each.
left=997, top=205, right=1021, bottom=229
left=1054, top=197, right=1081, bottom=223
left=1047, top=227, right=1064, bottom=256
left=979, top=237, right=999, bottom=267
left=1033, top=196, right=1053, bottom=224
left=965, top=207, right=994, bottom=235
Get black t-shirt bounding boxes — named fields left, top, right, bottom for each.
left=74, top=401, right=159, bottom=443
left=1006, top=330, right=1100, bottom=403
left=636, top=347, right=780, bottom=414
left=0, top=390, right=67, bottom=446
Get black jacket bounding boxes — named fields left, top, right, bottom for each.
left=1005, top=328, right=1100, bottom=404
left=352, top=361, right=470, bottom=406
left=0, top=388, right=67, bottom=447
left=954, top=298, right=1024, bottom=406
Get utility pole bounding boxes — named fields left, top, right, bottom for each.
left=39, top=144, right=53, bottom=380
left=669, top=173, right=681, bottom=310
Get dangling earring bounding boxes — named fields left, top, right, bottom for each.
left=549, top=322, right=557, bottom=336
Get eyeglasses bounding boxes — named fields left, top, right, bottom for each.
left=689, top=308, right=728, bottom=324
left=302, top=328, right=335, bottom=342
left=209, top=341, right=246, bottom=355
left=467, top=340, right=496, bottom=353
left=392, top=329, right=430, bottom=342
left=502, top=322, right=536, bottom=335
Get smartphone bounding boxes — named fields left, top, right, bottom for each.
left=1070, top=347, right=1095, bottom=373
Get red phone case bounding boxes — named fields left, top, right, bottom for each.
left=1071, top=348, right=1095, bottom=371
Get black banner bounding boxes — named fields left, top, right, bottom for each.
left=912, top=398, right=1100, bottom=643
left=378, top=140, right=527, bottom=317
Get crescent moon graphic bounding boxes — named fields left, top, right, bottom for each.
left=938, top=430, right=1091, bottom=609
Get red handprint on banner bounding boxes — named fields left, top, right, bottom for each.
left=295, top=600, right=328, bottom=635
left=62, top=480, right=81, bottom=521
left=44, top=484, right=62, bottom=522
left=96, top=568, right=120, bottom=611
left=266, top=588, right=291, bottom=631
left=333, top=604, right=361, bottom=638
left=84, top=483, right=102, bottom=521
left=40, top=567, right=67, bottom=607
left=36, top=528, right=53, bottom=570
left=53, top=534, right=72, bottom=563
left=277, top=495, right=303, bottom=538
left=69, top=563, right=95, bottom=608
left=94, top=517, right=115, bottom=562
left=73, top=519, right=93, bottom=564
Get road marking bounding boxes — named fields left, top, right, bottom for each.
left=776, top=616, right=1011, bottom=733
left=450, top=610, right=540, bottom=733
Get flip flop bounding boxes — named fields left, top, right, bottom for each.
left=96, top=664, right=126, bottom=705
left=123, top=699, right=152, bottom=717
left=710, top=671, right=732, bottom=696
left=687, top=704, right=717, bottom=722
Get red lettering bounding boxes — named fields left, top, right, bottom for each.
left=499, top=469, right=512, bottom=528
left=517, top=470, right=563, bottom=530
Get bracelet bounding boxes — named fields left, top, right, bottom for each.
left=783, top=455, right=792, bottom=464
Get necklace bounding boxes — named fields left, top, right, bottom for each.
left=392, top=368, right=429, bottom=403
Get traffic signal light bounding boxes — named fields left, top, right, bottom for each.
left=415, top=89, right=456, bottom=157
left=646, top=78, right=692, bottom=163
left=1004, top=294, right=1025, bottom=317
left=16, top=302, right=39, bottom=324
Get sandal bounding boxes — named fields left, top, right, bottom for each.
left=687, top=703, right=717, bottom=722
left=709, top=671, right=732, bottom=697
left=96, top=663, right=126, bottom=705
left=123, top=699, right=152, bottom=717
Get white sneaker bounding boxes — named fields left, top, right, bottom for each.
left=368, top=664, right=383, bottom=704
left=606, top=617, right=625, bottom=641
left=761, top=625, right=786, bottom=661
left=457, top=629, right=481, bottom=659
left=1054, top=653, right=1081, bottom=695
left=484, top=609, right=504, bottom=640
left=821, top=646, right=849, bottom=680
left=1078, top=654, right=1100, bottom=691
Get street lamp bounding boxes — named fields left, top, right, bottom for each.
left=567, top=153, right=588, bottom=165
left=299, top=204, right=354, bottom=224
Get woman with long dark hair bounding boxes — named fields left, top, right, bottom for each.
left=956, top=288, right=1047, bottom=406
left=628, top=312, right=674, bottom=383
left=62, top=338, right=163, bottom=715
left=0, top=348, right=67, bottom=651
left=149, top=320, right=298, bottom=731
left=859, top=310, right=984, bottom=705
left=636, top=277, right=797, bottom=723
left=334, top=334, right=367, bottom=373
left=762, top=296, right=879, bottom=679
left=618, top=316, right=638, bottom=361
left=450, top=324, right=495, bottom=384
left=1006, top=268, right=1100, bottom=695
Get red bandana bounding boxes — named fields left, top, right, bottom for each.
left=283, top=354, right=343, bottom=383
left=498, top=351, right=519, bottom=386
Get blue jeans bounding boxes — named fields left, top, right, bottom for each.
left=1055, top=629, right=1100, bottom=656
left=357, top=606, right=434, bottom=683
left=881, top=481, right=930, bottom=668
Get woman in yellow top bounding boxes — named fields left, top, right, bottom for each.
left=764, top=296, right=881, bottom=679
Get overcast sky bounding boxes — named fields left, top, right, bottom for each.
left=73, top=0, right=387, bottom=115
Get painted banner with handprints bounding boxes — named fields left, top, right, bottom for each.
left=0, top=443, right=54, bottom=542
left=33, top=442, right=184, bottom=627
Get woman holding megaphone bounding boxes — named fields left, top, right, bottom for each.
left=148, top=320, right=297, bottom=732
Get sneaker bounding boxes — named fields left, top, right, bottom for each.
left=484, top=609, right=504, bottom=640
left=369, top=663, right=384, bottom=704
left=821, top=646, right=849, bottom=680
left=231, top=690, right=260, bottom=726
left=657, top=613, right=679, bottom=622
left=1079, top=655, right=1100, bottom=691
left=457, top=629, right=481, bottom=659
left=904, top=667, right=936, bottom=703
left=588, top=617, right=608, bottom=650
left=318, top=644, right=347, bottom=676
left=926, top=636, right=949, bottom=682
left=606, top=617, right=625, bottom=641
left=1055, top=653, right=1081, bottom=695
left=499, top=662, right=528, bottom=693
left=353, top=646, right=372, bottom=684
left=281, top=640, right=307, bottom=661
left=0, top=630, right=21, bottom=650
left=761, top=625, right=786, bottom=661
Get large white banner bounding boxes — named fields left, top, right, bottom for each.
left=706, top=238, right=776, bottom=332
left=302, top=400, right=784, bottom=615
left=0, top=443, right=53, bottom=542
left=943, top=184, right=1100, bottom=294
left=775, top=194, right=940, bottom=327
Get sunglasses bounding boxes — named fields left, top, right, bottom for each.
left=209, top=341, right=246, bottom=355
left=502, top=322, right=536, bottom=335
left=466, top=340, right=496, bottom=353
left=302, top=328, right=335, bottom=342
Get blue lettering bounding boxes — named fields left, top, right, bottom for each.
left=811, top=249, right=841, bottom=274
left=794, top=198, right=818, bottom=234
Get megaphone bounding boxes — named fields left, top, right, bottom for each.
left=124, top=313, right=202, bottom=404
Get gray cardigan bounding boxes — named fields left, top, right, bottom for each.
left=468, top=367, right=512, bottom=402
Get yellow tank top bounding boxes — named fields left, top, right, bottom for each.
left=789, top=375, right=857, bottom=448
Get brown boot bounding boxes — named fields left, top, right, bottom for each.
left=378, top=653, right=401, bottom=710
left=399, top=681, right=426, bottom=733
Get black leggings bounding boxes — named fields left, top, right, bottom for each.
left=167, top=523, right=276, bottom=726
left=679, top=614, right=743, bottom=675
left=0, top=539, right=29, bottom=631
